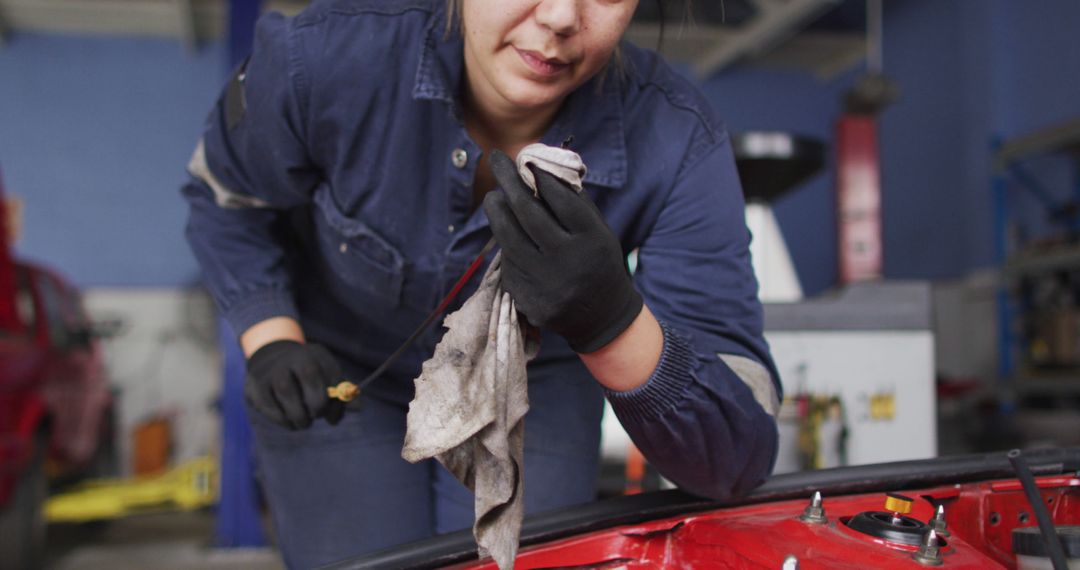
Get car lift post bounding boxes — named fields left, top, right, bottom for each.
left=215, top=320, right=267, bottom=547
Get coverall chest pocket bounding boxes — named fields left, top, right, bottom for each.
left=313, top=187, right=405, bottom=307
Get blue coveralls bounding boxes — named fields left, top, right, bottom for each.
left=182, top=1, right=781, bottom=567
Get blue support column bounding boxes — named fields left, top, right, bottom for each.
left=228, top=0, right=263, bottom=69
left=215, top=319, right=267, bottom=547
left=214, top=0, right=267, bottom=548
left=992, top=138, right=1016, bottom=414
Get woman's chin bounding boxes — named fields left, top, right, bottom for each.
left=499, top=81, right=572, bottom=114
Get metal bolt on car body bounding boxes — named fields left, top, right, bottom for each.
left=798, top=491, right=828, bottom=524
left=928, top=505, right=949, bottom=536
left=912, top=529, right=944, bottom=566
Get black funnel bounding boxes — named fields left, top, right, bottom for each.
left=732, top=132, right=826, bottom=203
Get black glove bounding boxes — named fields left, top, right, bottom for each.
left=483, top=150, right=643, bottom=353
left=244, top=340, right=345, bottom=429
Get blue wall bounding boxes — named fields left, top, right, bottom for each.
left=0, top=34, right=224, bottom=287
left=994, top=1, right=1080, bottom=140
left=877, top=0, right=973, bottom=280
left=1, top=0, right=1078, bottom=294
left=702, top=0, right=1079, bottom=294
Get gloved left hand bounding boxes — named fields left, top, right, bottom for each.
left=483, top=150, right=643, bottom=353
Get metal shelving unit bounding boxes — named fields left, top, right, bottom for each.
left=993, top=118, right=1080, bottom=406
left=1012, top=375, right=1080, bottom=396
left=1003, top=243, right=1080, bottom=279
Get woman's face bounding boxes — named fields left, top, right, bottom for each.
left=461, top=0, right=639, bottom=114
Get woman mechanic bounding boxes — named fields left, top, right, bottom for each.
left=183, top=0, right=781, bottom=567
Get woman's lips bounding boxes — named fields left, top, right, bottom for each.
left=515, top=48, right=570, bottom=77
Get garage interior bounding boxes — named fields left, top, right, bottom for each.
left=1, top=0, right=1079, bottom=568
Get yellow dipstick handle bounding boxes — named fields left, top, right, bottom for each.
left=885, top=493, right=914, bottom=515
left=327, top=380, right=360, bottom=402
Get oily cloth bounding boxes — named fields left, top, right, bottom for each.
left=401, top=144, right=586, bottom=570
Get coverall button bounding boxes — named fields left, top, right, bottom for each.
left=448, top=225, right=455, bottom=233
left=451, top=148, right=468, bottom=169
left=339, top=242, right=347, bottom=253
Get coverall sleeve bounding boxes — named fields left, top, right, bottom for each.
left=606, top=131, right=781, bottom=501
left=181, top=13, right=319, bottom=335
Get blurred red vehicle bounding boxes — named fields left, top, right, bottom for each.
left=0, top=190, right=114, bottom=568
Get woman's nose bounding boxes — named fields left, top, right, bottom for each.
left=534, top=0, right=581, bottom=36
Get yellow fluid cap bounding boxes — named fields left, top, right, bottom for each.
left=885, top=493, right=914, bottom=514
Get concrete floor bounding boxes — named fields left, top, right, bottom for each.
left=46, top=512, right=283, bottom=570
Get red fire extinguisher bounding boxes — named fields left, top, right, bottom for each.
left=836, top=0, right=897, bottom=285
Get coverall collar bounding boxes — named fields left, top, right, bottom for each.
left=412, top=8, right=627, bottom=189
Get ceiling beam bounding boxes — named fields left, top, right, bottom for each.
left=0, top=0, right=303, bottom=41
left=692, top=0, right=841, bottom=78
left=176, top=0, right=198, bottom=51
left=0, top=0, right=222, bottom=39
left=754, top=31, right=866, bottom=80
left=626, top=23, right=865, bottom=82
left=0, top=0, right=8, bottom=45
left=625, top=23, right=734, bottom=66
left=0, top=0, right=861, bottom=80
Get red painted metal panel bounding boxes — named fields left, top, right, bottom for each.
left=453, top=476, right=1080, bottom=569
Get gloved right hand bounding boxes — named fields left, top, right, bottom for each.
left=244, top=340, right=345, bottom=429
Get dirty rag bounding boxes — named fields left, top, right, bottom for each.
left=515, top=142, right=588, bottom=195
left=402, top=144, right=586, bottom=570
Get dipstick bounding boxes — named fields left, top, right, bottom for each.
left=327, top=381, right=360, bottom=402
